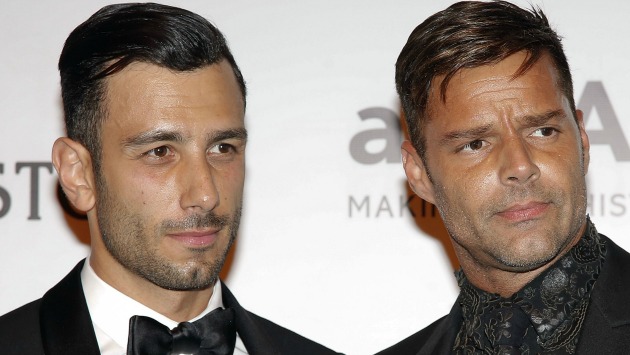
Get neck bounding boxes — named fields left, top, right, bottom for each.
left=458, top=260, right=546, bottom=297
left=456, top=223, right=587, bottom=297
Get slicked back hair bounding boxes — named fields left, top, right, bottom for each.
left=396, top=1, right=574, bottom=159
left=59, top=2, right=246, bottom=170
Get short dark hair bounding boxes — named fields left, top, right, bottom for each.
left=396, top=0, right=574, bottom=158
left=59, top=2, right=246, bottom=169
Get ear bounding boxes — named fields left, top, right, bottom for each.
left=52, top=137, right=96, bottom=212
left=401, top=140, right=436, bottom=205
left=575, top=109, right=590, bottom=174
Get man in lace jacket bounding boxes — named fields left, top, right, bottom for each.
left=379, top=1, right=630, bottom=354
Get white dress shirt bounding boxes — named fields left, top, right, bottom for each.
left=81, top=260, right=248, bottom=355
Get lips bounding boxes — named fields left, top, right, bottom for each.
left=496, top=201, right=549, bottom=222
left=167, top=229, right=220, bottom=248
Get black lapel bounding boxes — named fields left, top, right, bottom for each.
left=376, top=302, right=460, bottom=355
left=420, top=302, right=461, bottom=355
left=221, top=281, right=281, bottom=355
left=39, top=259, right=100, bottom=355
left=590, top=236, right=630, bottom=326
left=577, top=235, right=630, bottom=352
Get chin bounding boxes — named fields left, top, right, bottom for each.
left=497, top=251, right=558, bottom=272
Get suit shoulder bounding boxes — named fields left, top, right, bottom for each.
left=0, top=298, right=45, bottom=353
left=376, top=315, right=450, bottom=355
left=0, top=298, right=42, bottom=332
left=246, top=310, right=341, bottom=355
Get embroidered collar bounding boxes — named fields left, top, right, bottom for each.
left=453, top=217, right=606, bottom=354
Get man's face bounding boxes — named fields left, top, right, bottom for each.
left=407, top=52, right=590, bottom=273
left=94, top=61, right=246, bottom=290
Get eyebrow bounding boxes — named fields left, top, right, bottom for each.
left=439, top=109, right=566, bottom=146
left=122, top=127, right=248, bottom=149
left=440, top=123, right=493, bottom=146
left=122, top=130, right=185, bottom=148
left=209, top=128, right=248, bottom=144
left=518, top=109, right=566, bottom=128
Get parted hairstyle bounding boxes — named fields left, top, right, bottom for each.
left=396, top=0, right=574, bottom=159
left=58, top=2, right=246, bottom=170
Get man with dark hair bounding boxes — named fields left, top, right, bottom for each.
left=0, top=3, right=338, bottom=354
left=379, top=1, right=630, bottom=354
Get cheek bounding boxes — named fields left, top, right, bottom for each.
left=436, top=163, right=499, bottom=213
left=442, top=163, right=492, bottom=194
left=126, top=170, right=180, bottom=208
left=473, top=169, right=497, bottom=195
left=216, top=161, right=245, bottom=190
left=539, top=143, right=583, bottom=178
left=221, top=169, right=245, bottom=202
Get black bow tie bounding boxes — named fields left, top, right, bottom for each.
left=127, top=307, right=237, bottom=355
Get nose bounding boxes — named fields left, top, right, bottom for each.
left=498, top=137, right=540, bottom=185
left=179, top=157, right=219, bottom=212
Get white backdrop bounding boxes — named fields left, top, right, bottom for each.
left=1, top=1, right=630, bottom=354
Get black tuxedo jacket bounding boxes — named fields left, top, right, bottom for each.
left=0, top=260, right=339, bottom=355
left=377, top=235, right=630, bottom=355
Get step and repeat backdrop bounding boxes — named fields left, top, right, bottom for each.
left=1, top=1, right=629, bottom=353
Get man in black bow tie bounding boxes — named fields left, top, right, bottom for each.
left=378, top=1, right=630, bottom=354
left=0, top=3, right=338, bottom=355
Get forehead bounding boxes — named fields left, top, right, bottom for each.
left=427, top=52, right=563, bottom=119
left=101, top=61, right=244, bottom=134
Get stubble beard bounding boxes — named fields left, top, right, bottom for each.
left=95, top=174, right=241, bottom=291
left=432, top=172, right=587, bottom=273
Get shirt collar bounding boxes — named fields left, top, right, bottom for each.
left=453, top=216, right=606, bottom=353
left=81, top=258, right=224, bottom=350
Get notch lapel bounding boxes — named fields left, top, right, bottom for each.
left=39, top=260, right=100, bottom=355
left=221, top=282, right=281, bottom=354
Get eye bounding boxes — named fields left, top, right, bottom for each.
left=146, top=146, right=171, bottom=158
left=208, top=143, right=235, bottom=154
left=461, top=140, right=486, bottom=152
left=531, top=127, right=557, bottom=137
